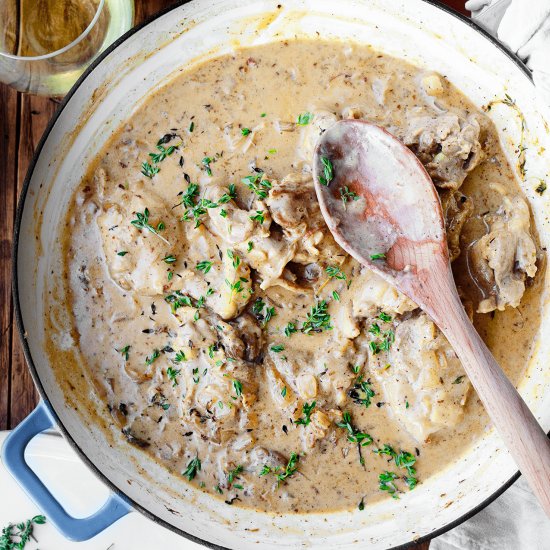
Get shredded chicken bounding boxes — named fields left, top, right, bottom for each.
left=440, top=189, right=474, bottom=262
left=370, top=314, right=470, bottom=442
left=403, top=113, right=486, bottom=190
left=470, top=184, right=537, bottom=313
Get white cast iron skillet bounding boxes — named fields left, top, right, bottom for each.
left=6, top=1, right=550, bottom=548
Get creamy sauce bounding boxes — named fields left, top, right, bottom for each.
left=48, top=40, right=543, bottom=514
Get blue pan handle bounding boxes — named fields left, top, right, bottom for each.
left=1, top=401, right=131, bottom=541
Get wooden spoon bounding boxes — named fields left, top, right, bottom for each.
left=313, top=119, right=550, bottom=516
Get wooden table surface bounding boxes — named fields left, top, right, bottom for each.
left=0, top=0, right=466, bottom=545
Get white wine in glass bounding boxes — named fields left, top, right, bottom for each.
left=0, top=0, right=134, bottom=96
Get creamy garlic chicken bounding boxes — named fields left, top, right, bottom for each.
left=54, top=40, right=542, bottom=513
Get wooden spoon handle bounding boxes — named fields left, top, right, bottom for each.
left=437, top=287, right=550, bottom=517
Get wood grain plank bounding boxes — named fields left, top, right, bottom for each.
left=0, top=84, right=19, bottom=430
left=9, top=94, right=57, bottom=428
left=134, top=0, right=171, bottom=21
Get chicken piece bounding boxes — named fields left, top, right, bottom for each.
left=265, top=172, right=344, bottom=261
left=265, top=360, right=297, bottom=409
left=204, top=184, right=261, bottom=245
left=352, top=265, right=417, bottom=318
left=292, top=228, right=344, bottom=265
left=208, top=249, right=252, bottom=320
left=303, top=409, right=332, bottom=449
left=216, top=314, right=263, bottom=362
left=230, top=314, right=263, bottom=362
left=97, top=181, right=182, bottom=296
left=237, top=231, right=297, bottom=290
left=371, top=314, right=470, bottom=442
left=296, top=373, right=318, bottom=399
left=440, top=190, right=474, bottom=262
left=299, top=110, right=339, bottom=160
left=470, top=184, right=537, bottom=313
left=265, top=172, right=323, bottom=236
left=403, top=113, right=486, bottom=190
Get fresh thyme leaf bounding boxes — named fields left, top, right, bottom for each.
left=379, top=471, right=399, bottom=498
left=150, top=143, right=177, bottom=163
left=284, top=322, right=297, bottom=337
left=281, top=386, right=287, bottom=397
left=130, top=208, right=170, bottom=245
left=249, top=210, right=265, bottom=224
left=227, top=249, right=241, bottom=269
left=318, top=156, right=334, bottom=186
left=295, top=401, right=316, bottom=426
left=247, top=241, right=253, bottom=252
left=260, top=112, right=267, bottom=117
left=252, top=297, right=276, bottom=326
left=196, top=260, right=213, bottom=273
left=368, top=313, right=394, bottom=354
left=336, top=411, right=373, bottom=446
left=117, top=250, right=128, bottom=257
left=227, top=465, right=243, bottom=486
left=332, top=290, right=340, bottom=301
left=145, top=349, right=160, bottom=365
left=370, top=253, right=386, bottom=260
left=260, top=453, right=299, bottom=487
left=252, top=297, right=266, bottom=316
left=206, top=344, right=216, bottom=358
left=301, top=300, right=332, bottom=334
left=180, top=183, right=200, bottom=208
left=271, top=344, right=285, bottom=353
left=116, top=345, right=130, bottom=361
left=326, top=265, right=346, bottom=280
left=349, top=378, right=375, bottom=408
left=202, top=157, right=213, bottom=176
left=217, top=183, right=237, bottom=204
left=297, top=112, right=313, bottom=126
left=141, top=161, right=159, bottom=178
left=225, top=278, right=247, bottom=295
left=358, top=498, right=365, bottom=511
left=166, top=366, right=181, bottom=387
left=369, top=323, right=381, bottom=336
left=182, top=457, right=201, bottom=481
left=163, top=254, right=177, bottom=264
left=174, top=350, right=187, bottom=362
left=0, top=515, right=46, bottom=550
left=241, top=127, right=251, bottom=136
left=164, top=290, right=193, bottom=313
left=373, top=445, right=418, bottom=493
left=452, top=375, right=465, bottom=384
left=232, top=379, right=243, bottom=398
left=242, top=173, right=272, bottom=199
left=189, top=121, right=195, bottom=132
left=340, top=186, right=359, bottom=208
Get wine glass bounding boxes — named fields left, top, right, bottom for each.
left=0, top=0, right=134, bottom=96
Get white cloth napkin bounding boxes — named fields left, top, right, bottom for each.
left=431, top=476, right=550, bottom=549
left=465, top=0, right=550, bottom=118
